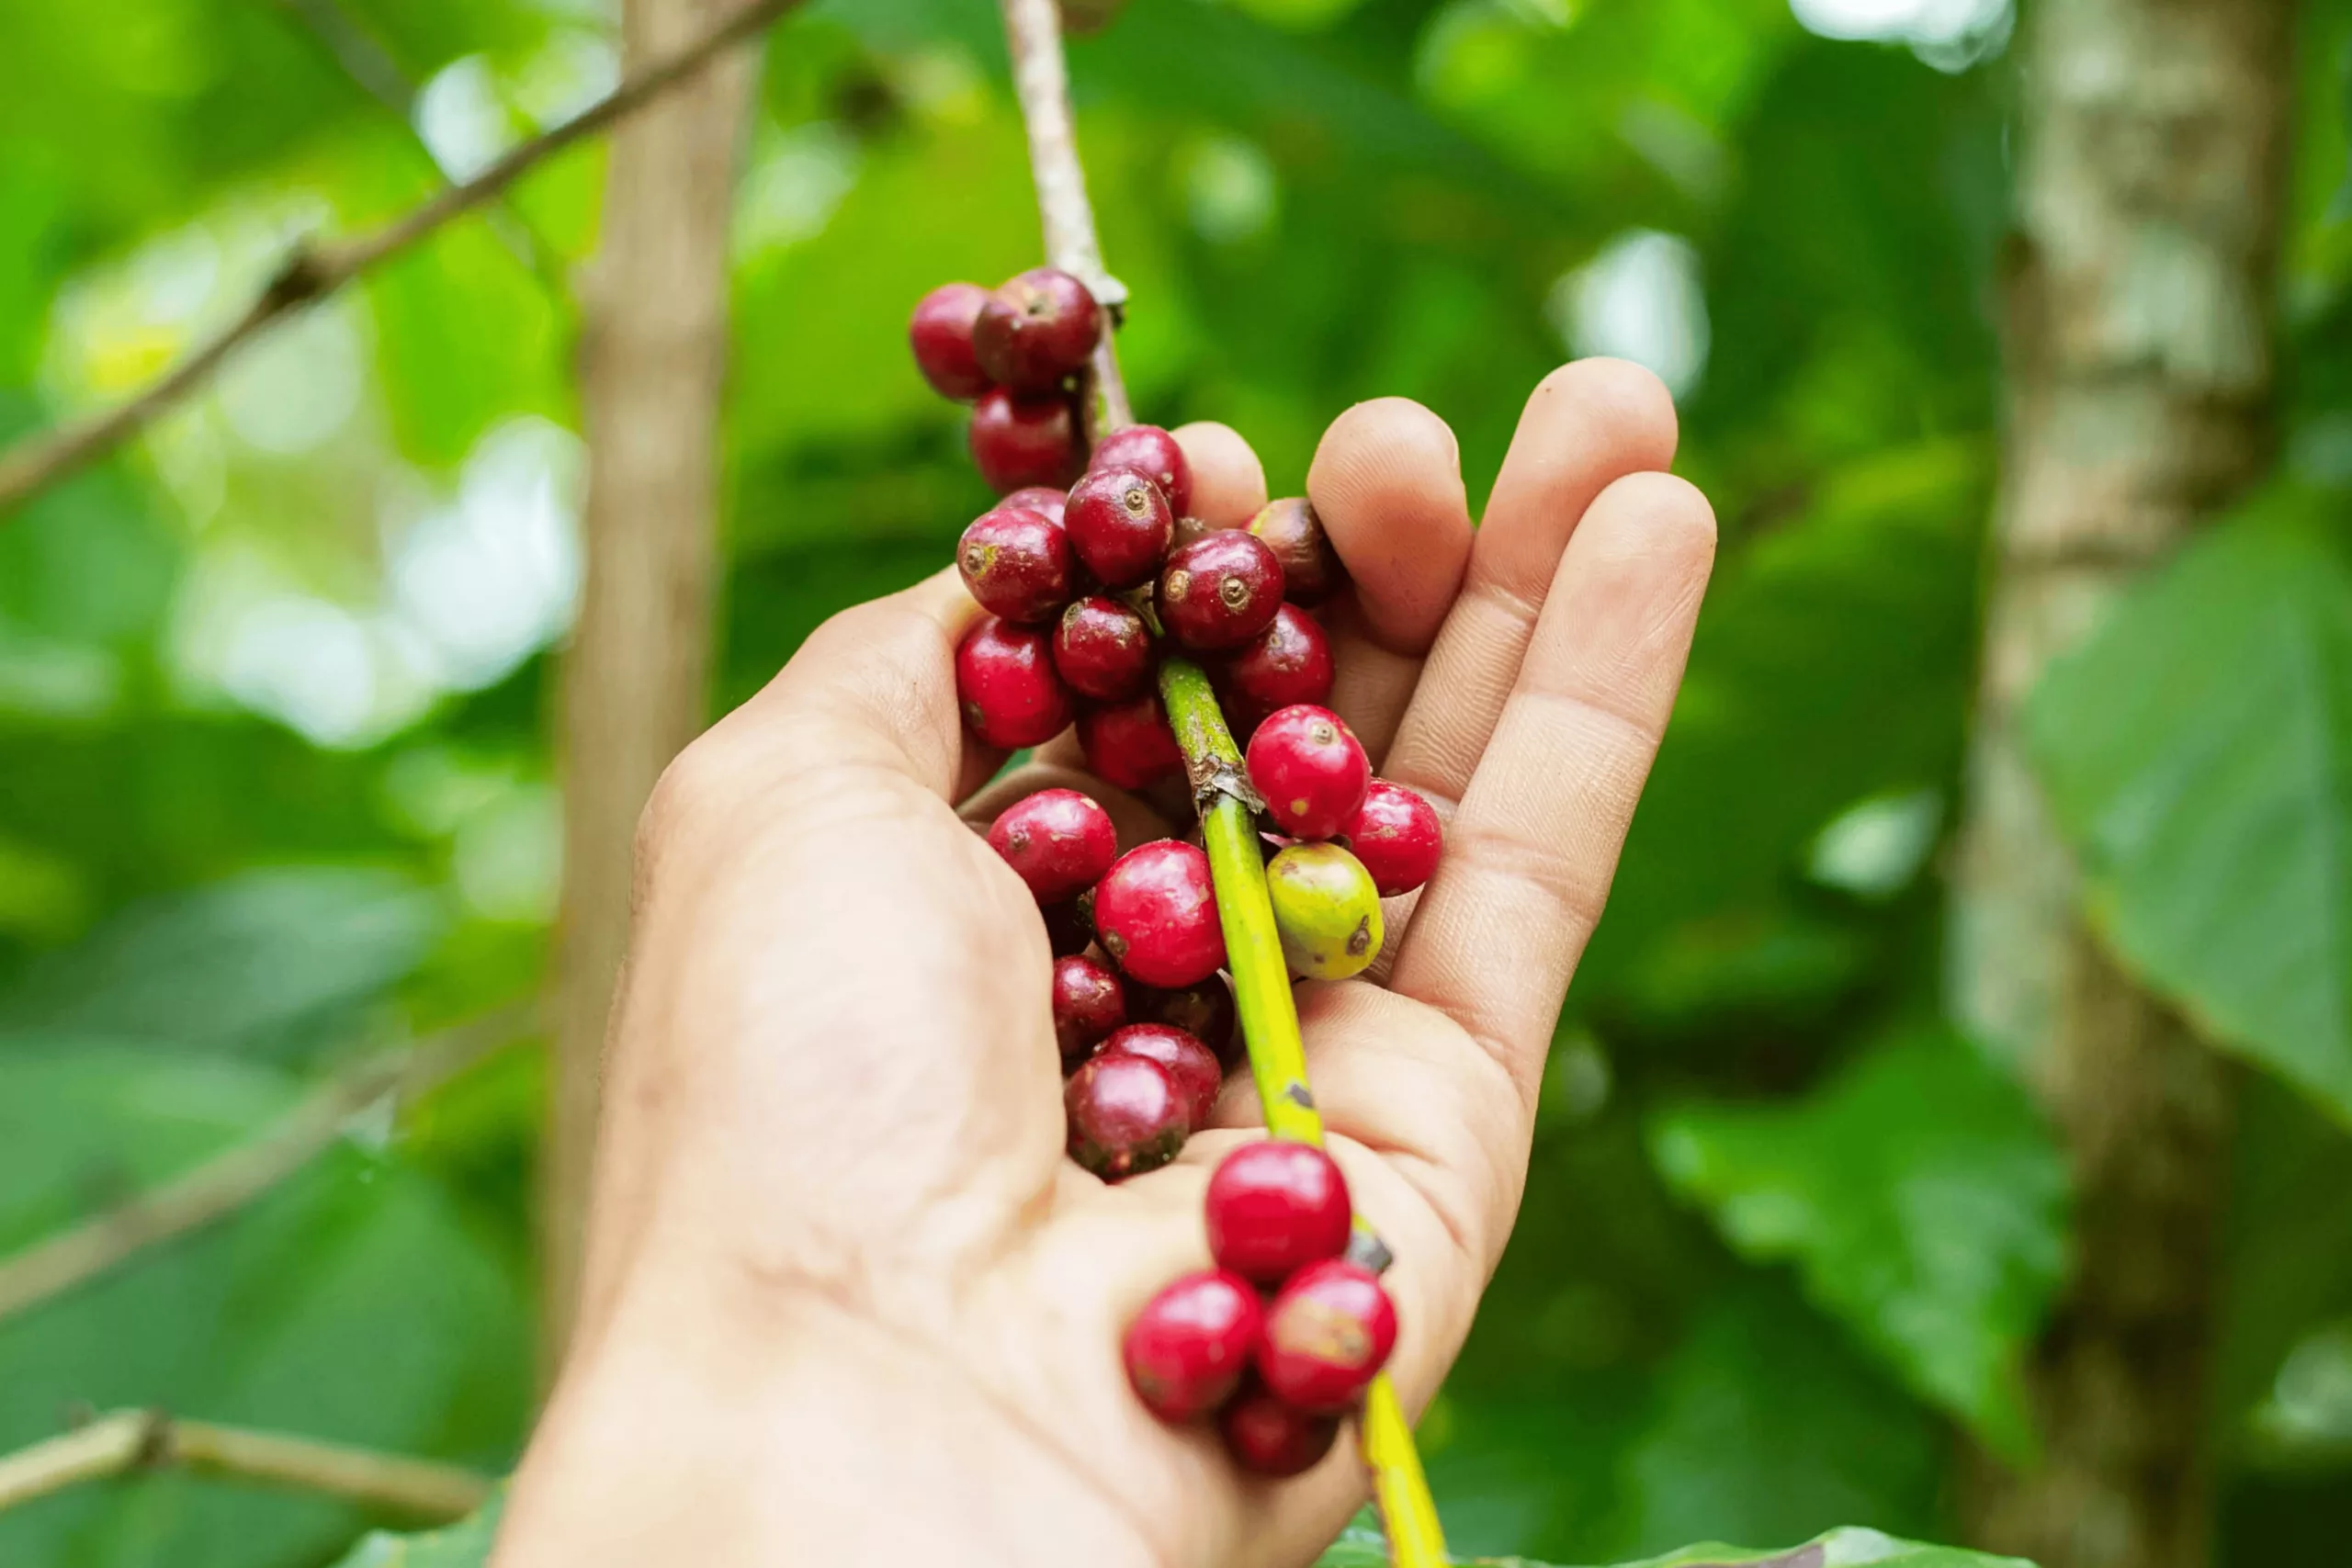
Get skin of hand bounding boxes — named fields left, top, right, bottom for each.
left=492, top=360, right=1715, bottom=1568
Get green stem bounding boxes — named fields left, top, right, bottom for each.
left=1158, top=656, right=1448, bottom=1568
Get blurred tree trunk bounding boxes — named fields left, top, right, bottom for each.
left=546, top=0, right=756, bottom=1371
left=1951, top=2, right=2296, bottom=1565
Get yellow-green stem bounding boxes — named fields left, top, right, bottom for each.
left=1158, top=656, right=1448, bottom=1568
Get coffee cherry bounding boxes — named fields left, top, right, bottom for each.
left=1099, top=1022, right=1222, bottom=1130
left=988, top=788, right=1117, bottom=903
left=1256, top=1258, right=1397, bottom=1414
left=1134, top=975, right=1238, bottom=1068
left=1054, top=595, right=1156, bottom=702
left=1219, top=1383, right=1340, bottom=1477
left=1124, top=1270, right=1262, bottom=1423
left=973, top=267, right=1102, bottom=393
left=909, top=282, right=993, bottom=400
left=1246, top=705, right=1368, bottom=841
left=1066, top=1050, right=1188, bottom=1179
left=1066, top=467, right=1175, bottom=590
left=1342, top=780, right=1442, bottom=897
left=956, top=618, right=1073, bottom=748
left=957, top=505, right=1072, bottom=625
left=1204, top=1140, right=1352, bottom=1284
left=1043, top=898, right=1094, bottom=957
left=1079, top=694, right=1184, bottom=791
left=1248, top=498, right=1342, bottom=606
left=1227, top=604, right=1334, bottom=718
left=1093, top=840, right=1226, bottom=987
left=1160, top=532, right=1284, bottom=652
left=1052, top=953, right=1127, bottom=1068
left=1002, top=485, right=1069, bottom=525
left=1266, top=843, right=1384, bottom=981
left=1090, top=424, right=1193, bottom=518
left=971, top=388, right=1082, bottom=494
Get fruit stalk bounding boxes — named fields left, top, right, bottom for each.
left=1159, top=656, right=1447, bottom=1567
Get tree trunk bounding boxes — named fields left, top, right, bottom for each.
left=545, top=0, right=756, bottom=1371
left=1951, top=2, right=2296, bottom=1565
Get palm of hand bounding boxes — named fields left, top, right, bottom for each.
left=499, top=362, right=1713, bottom=1568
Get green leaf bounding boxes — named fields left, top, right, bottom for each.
left=1649, top=1032, right=2067, bottom=1458
left=2025, top=501, right=2352, bottom=1124
left=329, top=1495, right=505, bottom=1568
left=1311, top=1524, right=2034, bottom=1566
left=0, top=867, right=445, bottom=1057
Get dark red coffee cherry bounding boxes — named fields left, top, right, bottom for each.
left=1205, top=1140, right=1352, bottom=1284
left=1245, top=705, right=1370, bottom=841
left=1079, top=694, right=1184, bottom=791
left=1160, top=532, right=1284, bottom=652
left=1098, top=1022, right=1222, bottom=1131
left=973, top=267, right=1102, bottom=393
left=988, top=787, right=1117, bottom=903
left=1124, top=1269, right=1261, bottom=1423
left=1051, top=953, right=1127, bottom=1069
left=1002, top=485, right=1069, bottom=525
left=1066, top=467, right=1175, bottom=590
left=1042, top=898, right=1094, bottom=957
left=1092, top=840, right=1226, bottom=987
left=1089, top=423, right=1193, bottom=517
left=1220, top=1382, right=1340, bottom=1477
left=1256, top=1258, right=1397, bottom=1414
left=957, top=504, right=1072, bottom=625
left=970, top=388, right=1082, bottom=494
left=956, top=618, right=1073, bottom=748
left=1054, top=595, right=1156, bottom=702
left=1134, top=975, right=1238, bottom=1068
left=1248, top=498, right=1342, bottom=606
left=1227, top=604, right=1333, bottom=717
left=1065, top=1049, right=1188, bottom=1179
left=909, top=282, right=993, bottom=400
left=1342, top=780, right=1443, bottom=897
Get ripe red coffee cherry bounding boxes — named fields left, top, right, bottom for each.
left=1134, top=975, right=1238, bottom=1068
left=1228, top=604, right=1334, bottom=717
left=1093, top=840, right=1226, bottom=987
left=1051, top=953, right=1126, bottom=1069
left=1099, top=1022, right=1221, bottom=1130
left=1124, top=1269, right=1261, bottom=1423
left=1343, top=780, right=1443, bottom=897
left=1247, top=705, right=1370, bottom=840
left=987, top=788, right=1117, bottom=902
left=956, top=618, right=1073, bottom=748
left=1042, top=898, right=1093, bottom=957
left=1161, top=532, right=1284, bottom=652
left=1054, top=595, right=1156, bottom=702
left=1065, top=1050, right=1188, bottom=1179
left=1248, top=498, right=1342, bottom=605
left=1090, top=424, right=1193, bottom=518
left=957, top=505, right=1072, bottom=624
left=1079, top=694, right=1184, bottom=791
left=973, top=267, right=1102, bottom=393
left=1002, top=485, right=1069, bottom=525
left=970, top=388, right=1082, bottom=493
left=1220, top=1383, right=1340, bottom=1477
left=909, top=281, right=993, bottom=400
left=1256, top=1258, right=1398, bottom=1414
left=1066, top=467, right=1175, bottom=590
left=1204, top=1140, right=1351, bottom=1284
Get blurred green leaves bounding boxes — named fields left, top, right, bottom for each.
left=1651, top=1034, right=2065, bottom=1459
left=2027, top=497, right=2352, bottom=1126
left=329, top=1494, right=504, bottom=1568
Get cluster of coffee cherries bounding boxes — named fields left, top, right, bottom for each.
left=922, top=268, right=1434, bottom=1473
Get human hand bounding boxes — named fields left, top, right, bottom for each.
left=494, top=360, right=1714, bottom=1568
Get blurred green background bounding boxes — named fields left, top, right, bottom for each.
left=0, top=0, right=2348, bottom=1563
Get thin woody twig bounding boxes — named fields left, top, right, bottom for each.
left=0, top=1004, right=534, bottom=1326
left=996, top=0, right=1132, bottom=441
left=0, top=0, right=807, bottom=519
left=0, top=1408, right=492, bottom=1520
